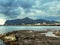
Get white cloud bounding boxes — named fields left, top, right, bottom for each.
left=0, top=0, right=60, bottom=21
left=0, top=18, right=6, bottom=25
left=0, top=14, right=7, bottom=25
left=41, top=1, right=60, bottom=16
left=32, top=0, right=41, bottom=8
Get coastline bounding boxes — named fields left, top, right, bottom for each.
left=0, top=30, right=60, bottom=45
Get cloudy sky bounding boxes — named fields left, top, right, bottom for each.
left=0, top=0, right=60, bottom=25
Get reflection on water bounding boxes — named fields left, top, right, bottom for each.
left=0, top=40, right=5, bottom=45
left=41, top=32, right=60, bottom=38
left=45, top=32, right=55, bottom=36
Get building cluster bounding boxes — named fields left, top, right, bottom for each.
left=34, top=22, right=60, bottom=26
left=4, top=22, right=60, bottom=26
left=20, top=22, right=60, bottom=26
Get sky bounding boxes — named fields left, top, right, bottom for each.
left=0, top=0, right=60, bottom=25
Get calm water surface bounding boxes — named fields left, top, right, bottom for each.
left=0, top=26, right=60, bottom=34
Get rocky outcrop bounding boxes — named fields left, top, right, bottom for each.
left=1, top=30, right=60, bottom=45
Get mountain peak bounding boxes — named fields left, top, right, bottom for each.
left=23, top=17, right=30, bottom=19
left=22, top=17, right=32, bottom=20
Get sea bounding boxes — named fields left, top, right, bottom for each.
left=0, top=26, right=60, bottom=45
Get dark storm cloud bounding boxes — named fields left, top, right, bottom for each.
left=0, top=0, right=34, bottom=18
left=0, top=0, right=60, bottom=21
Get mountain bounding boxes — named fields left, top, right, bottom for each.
left=4, top=17, right=56, bottom=25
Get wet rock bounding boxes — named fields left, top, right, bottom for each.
left=0, top=30, right=60, bottom=45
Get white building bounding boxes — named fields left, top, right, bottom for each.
left=35, top=23, right=41, bottom=25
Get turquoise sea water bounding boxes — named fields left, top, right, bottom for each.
left=0, top=26, right=60, bottom=34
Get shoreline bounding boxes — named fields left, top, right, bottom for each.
left=0, top=30, right=60, bottom=45
left=1, top=25, right=60, bottom=26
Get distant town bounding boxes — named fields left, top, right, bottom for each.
left=3, top=22, right=60, bottom=26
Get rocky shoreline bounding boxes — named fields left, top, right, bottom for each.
left=0, top=30, right=60, bottom=45
left=53, top=30, right=60, bottom=36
